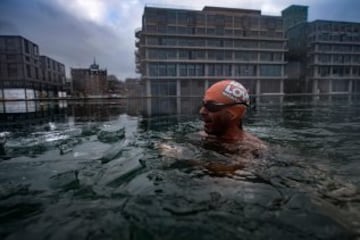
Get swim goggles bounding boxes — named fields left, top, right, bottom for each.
left=202, top=100, right=249, bottom=112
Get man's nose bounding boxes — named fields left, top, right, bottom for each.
left=199, top=106, right=208, bottom=115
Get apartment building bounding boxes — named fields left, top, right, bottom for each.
left=39, top=56, right=66, bottom=97
left=71, top=60, right=107, bottom=97
left=0, top=35, right=67, bottom=99
left=283, top=6, right=360, bottom=94
left=0, top=36, right=40, bottom=99
left=135, top=6, right=287, bottom=97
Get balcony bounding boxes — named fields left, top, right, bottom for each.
left=135, top=28, right=142, bottom=38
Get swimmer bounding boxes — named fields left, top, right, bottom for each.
left=157, top=80, right=267, bottom=175
left=200, top=80, right=267, bottom=158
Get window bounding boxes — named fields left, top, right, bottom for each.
left=149, top=63, right=158, bottom=76
left=179, top=50, right=189, bottom=59
left=195, top=64, right=204, bottom=76
left=224, top=40, right=233, bottom=48
left=207, top=39, right=222, bottom=47
left=166, top=50, right=176, bottom=59
left=177, top=12, right=187, bottom=25
left=224, top=29, right=233, bottom=36
left=319, top=44, right=331, bottom=51
left=196, top=28, right=205, bottom=34
left=259, top=41, right=283, bottom=49
left=158, top=64, right=166, bottom=76
left=163, top=38, right=177, bottom=46
left=191, top=50, right=205, bottom=59
left=167, top=26, right=176, bottom=34
left=259, top=65, right=281, bottom=76
left=167, top=64, right=176, bottom=76
left=7, top=63, right=17, bottom=77
left=147, top=37, right=159, bottom=45
left=26, top=64, right=32, bottom=78
left=207, top=28, right=215, bottom=35
left=148, top=49, right=158, bottom=59
left=25, top=40, right=30, bottom=53
left=215, top=51, right=224, bottom=60
left=235, top=64, right=256, bottom=76
left=235, top=52, right=257, bottom=61
left=207, top=64, right=215, bottom=76
left=208, top=51, right=216, bottom=60
left=149, top=63, right=177, bottom=76
left=151, top=79, right=176, bottom=96
left=353, top=55, right=360, bottom=63
left=33, top=46, right=39, bottom=56
left=35, top=67, right=39, bottom=79
left=215, top=27, right=224, bottom=35
left=260, top=53, right=282, bottom=61
left=192, top=39, right=205, bottom=46
left=223, top=64, right=232, bottom=76
left=188, top=64, right=195, bottom=76
left=6, top=55, right=16, bottom=61
left=6, top=38, right=16, bottom=51
left=318, top=54, right=331, bottom=63
left=215, top=65, right=223, bottom=76
left=225, top=51, right=233, bottom=60
left=318, top=66, right=331, bottom=76
left=234, top=40, right=257, bottom=48
left=177, top=27, right=187, bottom=34
left=180, top=64, right=187, bottom=76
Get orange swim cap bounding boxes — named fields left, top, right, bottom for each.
left=204, top=80, right=250, bottom=106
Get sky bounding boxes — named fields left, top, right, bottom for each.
left=1, top=0, right=360, bottom=80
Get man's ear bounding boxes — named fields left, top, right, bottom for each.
left=224, top=109, right=237, bottom=121
left=226, top=106, right=246, bottom=121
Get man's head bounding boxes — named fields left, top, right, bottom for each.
left=200, top=80, right=249, bottom=136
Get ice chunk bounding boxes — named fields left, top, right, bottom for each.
left=97, top=128, right=125, bottom=143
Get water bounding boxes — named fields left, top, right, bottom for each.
left=0, top=97, right=359, bottom=240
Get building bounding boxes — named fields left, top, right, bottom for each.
left=135, top=6, right=287, bottom=97
left=282, top=5, right=308, bottom=32
left=71, top=60, right=107, bottom=97
left=40, top=55, right=66, bottom=97
left=0, top=35, right=67, bottom=99
left=107, top=75, right=126, bottom=96
left=283, top=5, right=360, bottom=94
left=125, top=78, right=143, bottom=97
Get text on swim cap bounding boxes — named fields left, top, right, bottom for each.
left=222, top=81, right=247, bottom=102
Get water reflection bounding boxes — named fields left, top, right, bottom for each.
left=0, top=101, right=67, bottom=131
left=141, top=97, right=202, bottom=116
left=0, top=95, right=358, bottom=131
left=0, top=98, right=204, bottom=132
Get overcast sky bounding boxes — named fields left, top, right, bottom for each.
left=1, top=0, right=360, bottom=80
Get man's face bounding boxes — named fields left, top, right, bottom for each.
left=199, top=102, right=230, bottom=136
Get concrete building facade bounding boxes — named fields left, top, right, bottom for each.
left=71, top=60, right=107, bottom=97
left=0, top=35, right=66, bottom=99
left=283, top=6, right=360, bottom=94
left=135, top=6, right=287, bottom=97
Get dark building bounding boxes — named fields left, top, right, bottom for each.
left=0, top=35, right=67, bottom=99
left=282, top=5, right=308, bottom=32
left=135, top=6, right=287, bottom=97
left=40, top=56, right=66, bottom=97
left=71, top=60, right=107, bottom=97
left=283, top=5, right=360, bottom=94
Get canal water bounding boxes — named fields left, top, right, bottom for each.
left=0, top=96, right=359, bottom=240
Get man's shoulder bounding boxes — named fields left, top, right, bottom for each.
left=242, top=132, right=268, bottom=155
